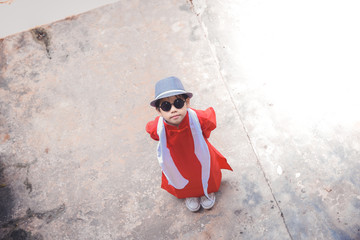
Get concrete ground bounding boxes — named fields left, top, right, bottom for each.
left=1, top=0, right=360, bottom=239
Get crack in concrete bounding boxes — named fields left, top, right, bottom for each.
left=23, top=177, right=32, bottom=194
left=23, top=160, right=34, bottom=194
left=7, top=160, right=37, bottom=195
left=31, top=28, right=52, bottom=59
left=188, top=1, right=294, bottom=239
left=0, top=159, right=64, bottom=239
left=1, top=204, right=66, bottom=234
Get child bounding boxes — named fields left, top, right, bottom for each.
left=146, top=76, right=232, bottom=212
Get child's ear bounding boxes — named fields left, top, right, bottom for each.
left=156, top=107, right=161, bottom=114
left=185, top=98, right=190, bottom=107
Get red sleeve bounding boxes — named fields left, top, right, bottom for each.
left=194, top=107, right=216, bottom=139
left=145, top=116, right=160, bottom=141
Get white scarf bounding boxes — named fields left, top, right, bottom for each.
left=157, top=108, right=211, bottom=199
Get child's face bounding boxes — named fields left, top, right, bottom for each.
left=157, top=95, right=190, bottom=127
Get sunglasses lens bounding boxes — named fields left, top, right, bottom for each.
left=160, top=101, right=171, bottom=112
left=160, top=99, right=185, bottom=112
left=174, top=99, right=185, bottom=109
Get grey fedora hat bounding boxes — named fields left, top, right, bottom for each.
left=150, top=76, right=193, bottom=107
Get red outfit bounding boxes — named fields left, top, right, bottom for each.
left=146, top=107, right=232, bottom=199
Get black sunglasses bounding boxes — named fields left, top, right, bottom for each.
left=160, top=98, right=185, bottom=112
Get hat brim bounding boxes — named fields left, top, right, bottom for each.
left=150, top=90, right=193, bottom=107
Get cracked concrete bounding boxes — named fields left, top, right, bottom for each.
left=31, top=28, right=52, bottom=60
left=1, top=0, right=360, bottom=239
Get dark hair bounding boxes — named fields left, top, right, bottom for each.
left=155, top=94, right=189, bottom=109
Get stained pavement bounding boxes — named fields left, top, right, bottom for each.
left=1, top=0, right=360, bottom=239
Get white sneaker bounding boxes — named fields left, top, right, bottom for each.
left=185, top=197, right=201, bottom=212
left=200, top=193, right=216, bottom=210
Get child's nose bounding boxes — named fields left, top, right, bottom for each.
left=170, top=104, right=177, bottom=112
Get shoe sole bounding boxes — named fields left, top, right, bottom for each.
left=186, top=204, right=201, bottom=212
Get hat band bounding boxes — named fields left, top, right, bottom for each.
left=156, top=89, right=187, bottom=100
